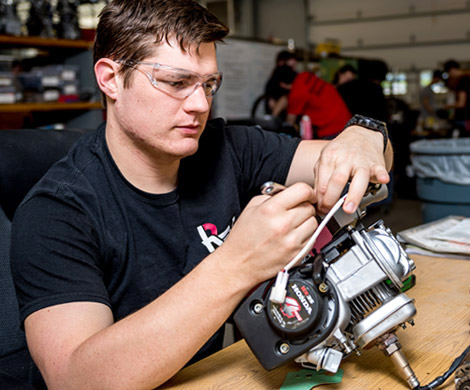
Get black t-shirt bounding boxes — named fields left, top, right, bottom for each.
left=11, top=118, right=300, bottom=362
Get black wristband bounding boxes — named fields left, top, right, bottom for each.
left=345, top=114, right=388, bottom=153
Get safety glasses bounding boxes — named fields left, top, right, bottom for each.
left=118, top=59, right=223, bottom=99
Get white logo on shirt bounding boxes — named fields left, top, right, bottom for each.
left=197, top=217, right=236, bottom=253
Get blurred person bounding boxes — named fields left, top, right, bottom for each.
left=266, top=65, right=297, bottom=119
left=444, top=59, right=470, bottom=135
left=335, top=63, right=388, bottom=122
left=274, top=50, right=297, bottom=70
left=419, top=70, right=442, bottom=130
left=264, top=50, right=298, bottom=119
left=286, top=71, right=352, bottom=139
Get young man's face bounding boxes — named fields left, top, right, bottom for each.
left=112, top=38, right=218, bottom=161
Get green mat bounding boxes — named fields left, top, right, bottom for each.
left=280, top=368, right=343, bottom=390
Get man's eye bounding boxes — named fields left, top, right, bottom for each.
left=160, top=79, right=189, bottom=89
left=204, top=81, right=215, bottom=90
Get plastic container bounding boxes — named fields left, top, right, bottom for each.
left=300, top=115, right=313, bottom=140
left=410, top=138, right=470, bottom=222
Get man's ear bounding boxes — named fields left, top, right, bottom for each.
left=95, top=58, right=120, bottom=101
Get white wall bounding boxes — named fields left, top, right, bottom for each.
left=255, top=0, right=307, bottom=49
left=308, top=0, right=470, bottom=71
left=213, top=38, right=281, bottom=119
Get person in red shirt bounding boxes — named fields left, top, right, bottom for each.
left=287, top=71, right=352, bottom=139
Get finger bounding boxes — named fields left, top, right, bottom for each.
left=343, top=167, right=370, bottom=213
left=284, top=215, right=319, bottom=250
left=246, top=194, right=271, bottom=207
left=317, top=167, right=351, bottom=213
left=270, top=182, right=316, bottom=210
left=314, top=163, right=332, bottom=212
left=285, top=201, right=317, bottom=229
left=314, top=155, right=335, bottom=199
left=371, top=164, right=390, bottom=184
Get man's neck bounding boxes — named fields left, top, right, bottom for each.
left=105, top=125, right=180, bottom=195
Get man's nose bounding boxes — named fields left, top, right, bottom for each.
left=183, top=83, right=210, bottom=113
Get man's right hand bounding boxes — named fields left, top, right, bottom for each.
left=219, top=182, right=318, bottom=288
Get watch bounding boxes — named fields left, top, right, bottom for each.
left=345, top=114, right=388, bottom=153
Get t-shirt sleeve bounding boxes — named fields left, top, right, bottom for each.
left=10, top=191, right=110, bottom=325
left=224, top=125, right=301, bottom=200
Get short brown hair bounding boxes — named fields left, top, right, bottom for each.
left=93, top=0, right=229, bottom=98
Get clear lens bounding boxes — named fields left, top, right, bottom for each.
left=151, top=65, right=222, bottom=98
left=118, top=60, right=223, bottom=99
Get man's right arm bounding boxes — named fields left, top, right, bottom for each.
left=21, top=183, right=318, bottom=390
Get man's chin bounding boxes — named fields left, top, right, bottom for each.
left=176, top=141, right=200, bottom=159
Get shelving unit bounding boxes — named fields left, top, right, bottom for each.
left=0, top=35, right=93, bottom=49
left=0, top=101, right=102, bottom=112
left=0, top=34, right=103, bottom=130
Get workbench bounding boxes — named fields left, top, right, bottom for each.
left=161, top=255, right=470, bottom=390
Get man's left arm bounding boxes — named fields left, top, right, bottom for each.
left=286, top=123, right=393, bottom=214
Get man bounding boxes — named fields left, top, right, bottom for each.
left=286, top=71, right=352, bottom=139
left=264, top=50, right=298, bottom=118
left=264, top=64, right=297, bottom=119
left=11, top=1, right=392, bottom=389
left=444, top=59, right=470, bottom=135
left=419, top=70, right=442, bottom=129
left=335, top=63, right=388, bottom=123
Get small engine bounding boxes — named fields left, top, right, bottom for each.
left=234, top=185, right=420, bottom=388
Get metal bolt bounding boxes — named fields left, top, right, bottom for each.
left=408, top=319, right=415, bottom=326
left=279, top=343, right=290, bottom=354
left=319, top=283, right=329, bottom=293
left=253, top=302, right=264, bottom=314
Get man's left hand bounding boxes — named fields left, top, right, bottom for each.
left=314, top=125, right=392, bottom=214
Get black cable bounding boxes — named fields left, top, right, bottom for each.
left=413, top=345, right=470, bottom=390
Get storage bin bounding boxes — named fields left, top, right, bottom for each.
left=410, top=138, right=470, bottom=222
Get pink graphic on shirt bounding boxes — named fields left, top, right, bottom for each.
left=202, top=223, right=218, bottom=235
left=197, top=217, right=235, bottom=253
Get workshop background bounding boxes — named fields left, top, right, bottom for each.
left=1, top=0, right=470, bottom=231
